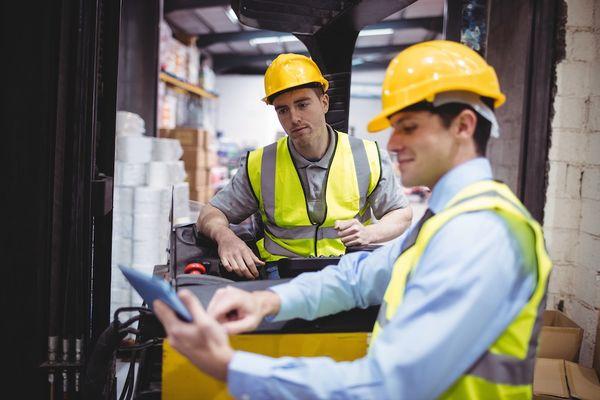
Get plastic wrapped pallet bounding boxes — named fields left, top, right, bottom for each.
left=132, top=263, right=157, bottom=276
left=132, top=239, right=162, bottom=265
left=173, top=182, right=191, bottom=224
left=110, top=286, right=132, bottom=316
left=111, top=112, right=158, bottom=313
left=110, top=115, right=191, bottom=313
left=113, top=186, right=134, bottom=214
left=116, top=136, right=153, bottom=163
left=152, top=138, right=183, bottom=161
left=133, top=214, right=161, bottom=241
left=170, top=161, right=186, bottom=183
left=146, top=161, right=186, bottom=187
left=115, top=162, right=146, bottom=187
left=113, top=213, right=133, bottom=238
left=146, top=162, right=172, bottom=187
left=116, top=111, right=145, bottom=136
left=110, top=285, right=132, bottom=304
left=115, top=237, right=133, bottom=267
left=134, top=186, right=163, bottom=214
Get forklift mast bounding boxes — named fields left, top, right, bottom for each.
left=231, top=0, right=419, bottom=132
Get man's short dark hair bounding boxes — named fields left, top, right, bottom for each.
left=268, top=82, right=325, bottom=104
left=402, top=98, right=494, bottom=156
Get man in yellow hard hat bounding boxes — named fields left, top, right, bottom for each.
left=197, top=53, right=413, bottom=279
left=156, top=40, right=552, bottom=398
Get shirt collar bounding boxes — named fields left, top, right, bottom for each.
left=427, top=157, right=493, bottom=213
left=288, top=125, right=336, bottom=169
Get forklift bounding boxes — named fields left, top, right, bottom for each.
left=100, top=219, right=381, bottom=399
left=84, top=1, right=436, bottom=398
left=4, top=0, right=560, bottom=397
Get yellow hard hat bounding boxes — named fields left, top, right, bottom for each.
left=368, top=40, right=506, bottom=132
left=262, top=53, right=329, bottom=104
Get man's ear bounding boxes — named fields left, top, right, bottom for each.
left=454, top=108, right=477, bottom=140
left=321, top=93, right=330, bottom=113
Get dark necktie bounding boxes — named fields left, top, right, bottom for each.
left=400, top=208, right=435, bottom=253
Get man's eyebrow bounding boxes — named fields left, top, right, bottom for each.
left=293, top=97, right=311, bottom=104
left=274, top=97, right=312, bottom=111
left=390, top=115, right=409, bottom=125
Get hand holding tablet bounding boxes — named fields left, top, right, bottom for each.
left=118, top=265, right=193, bottom=322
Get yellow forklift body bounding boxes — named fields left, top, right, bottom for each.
left=162, top=332, right=370, bottom=399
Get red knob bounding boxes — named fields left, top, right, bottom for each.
left=184, top=263, right=206, bottom=275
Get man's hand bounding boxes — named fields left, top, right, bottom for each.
left=215, top=229, right=265, bottom=279
left=153, top=290, right=234, bottom=381
left=197, top=204, right=264, bottom=279
left=334, top=219, right=375, bottom=247
left=207, top=286, right=281, bottom=334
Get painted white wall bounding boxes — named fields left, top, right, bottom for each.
left=214, top=75, right=281, bottom=149
left=214, top=70, right=392, bottom=151
left=348, top=70, right=391, bottom=149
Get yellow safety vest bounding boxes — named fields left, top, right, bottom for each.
left=371, top=180, right=552, bottom=399
left=247, top=131, right=381, bottom=261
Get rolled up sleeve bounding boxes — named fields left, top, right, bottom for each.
left=209, top=159, right=259, bottom=224
left=368, top=148, right=409, bottom=219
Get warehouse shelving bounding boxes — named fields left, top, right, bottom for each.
left=159, top=71, right=217, bottom=99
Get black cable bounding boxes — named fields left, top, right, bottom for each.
left=117, top=345, right=139, bottom=400
left=113, top=306, right=152, bottom=323
left=114, top=307, right=162, bottom=399
left=118, top=354, right=134, bottom=400
left=122, top=328, right=140, bottom=336
left=122, top=338, right=162, bottom=351
left=118, top=315, right=141, bottom=330
left=127, top=351, right=137, bottom=400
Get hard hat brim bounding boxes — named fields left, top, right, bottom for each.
left=367, top=41, right=506, bottom=133
left=367, top=109, right=394, bottom=133
left=367, top=88, right=506, bottom=133
left=262, top=78, right=330, bottom=105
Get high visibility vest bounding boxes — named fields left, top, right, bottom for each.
left=371, top=180, right=552, bottom=399
left=246, top=131, right=381, bottom=261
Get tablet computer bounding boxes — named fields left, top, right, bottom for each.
left=118, top=265, right=193, bottom=322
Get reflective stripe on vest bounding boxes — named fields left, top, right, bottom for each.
left=370, top=180, right=553, bottom=399
left=247, top=131, right=381, bottom=261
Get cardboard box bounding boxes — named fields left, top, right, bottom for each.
left=186, top=167, right=210, bottom=187
left=160, top=128, right=209, bottom=148
left=188, top=189, right=199, bottom=202
left=182, top=146, right=207, bottom=169
left=538, top=310, right=584, bottom=362
left=190, top=186, right=212, bottom=204
left=533, top=358, right=569, bottom=399
left=534, top=312, right=600, bottom=400
left=565, top=361, right=600, bottom=400
left=181, top=146, right=218, bottom=170
left=533, top=358, right=600, bottom=400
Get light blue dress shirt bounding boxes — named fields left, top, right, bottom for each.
left=227, top=158, right=537, bottom=400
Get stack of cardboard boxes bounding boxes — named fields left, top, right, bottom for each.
left=533, top=310, right=600, bottom=399
left=159, top=128, right=216, bottom=203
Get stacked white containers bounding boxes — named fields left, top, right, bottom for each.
left=110, top=111, right=191, bottom=315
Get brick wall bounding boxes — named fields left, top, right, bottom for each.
left=544, top=0, right=600, bottom=367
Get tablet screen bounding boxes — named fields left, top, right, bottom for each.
left=118, top=265, right=193, bottom=322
